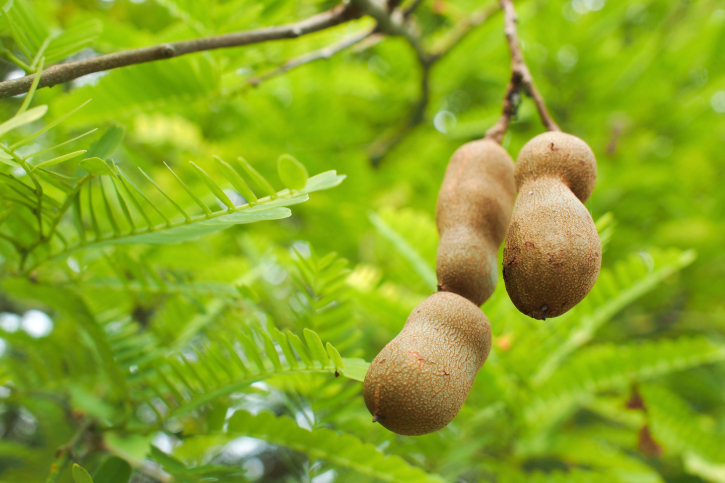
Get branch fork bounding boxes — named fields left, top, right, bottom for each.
left=485, top=0, right=560, bottom=144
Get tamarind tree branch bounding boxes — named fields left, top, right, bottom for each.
left=0, top=3, right=360, bottom=99
left=402, top=0, right=427, bottom=17
left=370, top=4, right=499, bottom=166
left=485, top=0, right=560, bottom=144
left=230, top=26, right=376, bottom=95
left=234, top=0, right=432, bottom=98
left=351, top=0, right=428, bottom=63
left=44, top=418, right=94, bottom=483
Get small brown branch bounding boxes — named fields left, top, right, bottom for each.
left=370, top=61, right=430, bottom=166
left=485, top=0, right=559, bottom=144
left=0, top=3, right=359, bottom=99
left=370, top=4, right=498, bottom=166
left=403, top=0, right=427, bottom=17
left=45, top=418, right=93, bottom=483
left=352, top=0, right=429, bottom=63
left=234, top=27, right=376, bottom=95
left=485, top=72, right=522, bottom=144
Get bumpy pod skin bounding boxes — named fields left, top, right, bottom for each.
left=503, top=132, right=602, bottom=320
left=363, top=292, right=492, bottom=436
left=436, top=140, right=516, bottom=306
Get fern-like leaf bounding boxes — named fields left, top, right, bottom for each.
left=289, top=250, right=361, bottom=351
left=1, top=278, right=128, bottom=397
left=505, top=248, right=696, bottom=383
left=369, top=209, right=437, bottom=292
left=24, top=164, right=344, bottom=271
left=524, top=336, right=725, bottom=424
left=640, top=384, right=725, bottom=464
left=133, top=324, right=367, bottom=420
left=214, top=410, right=447, bottom=483
left=55, top=55, right=219, bottom=123
left=0, top=0, right=101, bottom=66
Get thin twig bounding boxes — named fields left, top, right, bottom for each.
left=0, top=3, right=360, bottom=99
left=403, top=0, right=427, bottom=17
left=232, top=26, right=376, bottom=95
left=351, top=0, right=428, bottom=63
left=45, top=419, right=93, bottom=483
left=370, top=3, right=499, bottom=165
left=370, top=61, right=430, bottom=166
left=485, top=0, right=559, bottom=143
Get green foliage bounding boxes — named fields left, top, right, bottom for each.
left=219, top=410, right=447, bottom=483
left=1, top=0, right=723, bottom=482
left=133, top=323, right=364, bottom=420
left=1, top=0, right=101, bottom=69
left=641, top=384, right=725, bottom=465
left=525, top=336, right=725, bottom=425
left=71, top=464, right=93, bottom=483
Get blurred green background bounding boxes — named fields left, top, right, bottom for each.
left=1, top=0, right=724, bottom=482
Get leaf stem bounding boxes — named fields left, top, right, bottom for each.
left=485, top=0, right=560, bottom=144
left=2, top=48, right=32, bottom=72
left=44, top=419, right=93, bottom=483
left=0, top=3, right=361, bottom=98
left=17, top=57, right=45, bottom=115
left=0, top=144, right=45, bottom=241
left=21, top=189, right=306, bottom=274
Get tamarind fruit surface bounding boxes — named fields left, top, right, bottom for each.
left=363, top=291, right=492, bottom=436
left=503, top=131, right=601, bottom=320
left=436, top=139, right=516, bottom=306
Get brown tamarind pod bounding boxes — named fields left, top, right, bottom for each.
left=503, top=131, right=601, bottom=320
left=363, top=291, right=492, bottom=436
left=436, top=140, right=516, bottom=306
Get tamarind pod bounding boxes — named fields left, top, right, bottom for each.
left=436, top=140, right=516, bottom=306
left=503, top=131, right=601, bottom=320
left=363, top=292, right=491, bottom=436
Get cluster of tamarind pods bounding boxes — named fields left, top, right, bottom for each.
left=363, top=131, right=601, bottom=436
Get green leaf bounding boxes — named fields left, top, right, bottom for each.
left=304, top=328, right=330, bottom=366
left=236, top=157, right=277, bottom=198
left=225, top=410, right=446, bottom=483
left=277, top=154, right=309, bottom=190
left=529, top=249, right=697, bottom=384
left=29, top=170, right=344, bottom=268
left=641, top=384, right=725, bottom=464
left=44, top=18, right=102, bottom=64
left=31, top=149, right=86, bottom=170
left=54, top=55, right=219, bottom=123
left=10, top=99, right=91, bottom=149
left=190, top=161, right=235, bottom=209
left=1, top=279, right=128, bottom=398
left=287, top=330, right=313, bottom=367
left=155, top=0, right=212, bottom=33
left=524, top=337, right=725, bottom=424
left=79, top=157, right=114, bottom=175
left=72, top=464, right=94, bottom=483
left=369, top=210, right=437, bottom=291
left=214, top=155, right=258, bottom=204
left=109, top=207, right=291, bottom=245
left=0, top=155, right=21, bottom=168
left=93, top=456, right=131, bottom=483
left=134, top=325, right=363, bottom=420
left=86, top=126, right=125, bottom=161
left=326, top=342, right=345, bottom=369
left=0, top=105, right=48, bottom=138
left=149, top=445, right=187, bottom=471
left=295, top=169, right=345, bottom=192
left=0, top=0, right=49, bottom=60
left=339, top=357, right=369, bottom=381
